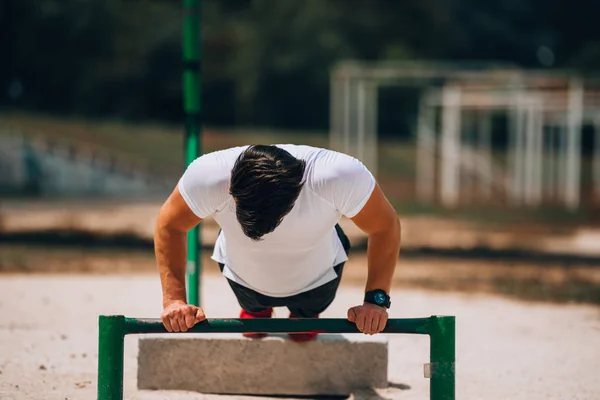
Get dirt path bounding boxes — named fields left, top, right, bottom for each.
left=2, top=244, right=599, bottom=304
left=3, top=199, right=600, bottom=257
left=0, top=274, right=599, bottom=400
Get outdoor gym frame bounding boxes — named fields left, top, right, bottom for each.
left=97, top=315, right=456, bottom=400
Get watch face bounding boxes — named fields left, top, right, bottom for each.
left=374, top=292, right=386, bottom=305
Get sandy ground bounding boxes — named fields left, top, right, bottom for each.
left=0, top=274, right=599, bottom=400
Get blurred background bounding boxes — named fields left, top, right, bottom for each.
left=1, top=0, right=599, bottom=304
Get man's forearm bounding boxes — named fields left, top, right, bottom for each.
left=365, top=219, right=401, bottom=294
left=155, top=225, right=188, bottom=308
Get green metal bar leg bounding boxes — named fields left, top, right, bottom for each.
left=97, top=315, right=126, bottom=400
left=428, top=316, right=456, bottom=400
left=182, top=0, right=202, bottom=306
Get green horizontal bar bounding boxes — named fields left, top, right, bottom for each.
left=122, top=317, right=431, bottom=335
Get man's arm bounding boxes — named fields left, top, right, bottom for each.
left=347, top=183, right=401, bottom=334
left=350, top=183, right=401, bottom=293
left=155, top=185, right=205, bottom=332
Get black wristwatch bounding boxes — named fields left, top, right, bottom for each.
left=364, top=289, right=391, bottom=308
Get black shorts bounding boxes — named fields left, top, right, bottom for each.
left=218, top=224, right=351, bottom=318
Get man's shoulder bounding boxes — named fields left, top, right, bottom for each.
left=184, top=146, right=248, bottom=186
left=206, top=145, right=249, bottom=162
left=310, top=149, right=370, bottom=180
left=302, top=149, right=373, bottom=203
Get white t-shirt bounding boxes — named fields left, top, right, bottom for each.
left=178, top=144, right=376, bottom=297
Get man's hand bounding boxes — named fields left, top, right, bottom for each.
left=161, top=301, right=206, bottom=332
left=347, top=303, right=388, bottom=335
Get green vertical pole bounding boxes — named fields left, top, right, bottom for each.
left=183, top=0, right=202, bottom=306
left=97, top=315, right=126, bottom=400
left=428, top=316, right=456, bottom=400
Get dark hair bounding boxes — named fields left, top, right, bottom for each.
left=229, top=145, right=306, bottom=241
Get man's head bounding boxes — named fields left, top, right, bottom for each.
left=230, top=145, right=306, bottom=241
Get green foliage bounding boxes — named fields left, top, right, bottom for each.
left=1, top=0, right=599, bottom=129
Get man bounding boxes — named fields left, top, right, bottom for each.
left=155, top=144, right=400, bottom=341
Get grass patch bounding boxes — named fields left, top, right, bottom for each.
left=0, top=112, right=329, bottom=173
left=391, top=199, right=592, bottom=228
left=1, top=111, right=596, bottom=228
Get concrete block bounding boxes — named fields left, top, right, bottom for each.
left=138, top=333, right=388, bottom=395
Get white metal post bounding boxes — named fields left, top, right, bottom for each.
left=357, top=80, right=366, bottom=164
left=557, top=119, right=568, bottom=204
left=507, top=91, right=517, bottom=204
left=545, top=124, right=556, bottom=200
left=440, top=84, right=462, bottom=208
left=509, top=90, right=526, bottom=205
left=355, top=80, right=378, bottom=177
left=523, top=101, right=536, bottom=205
left=343, top=77, right=352, bottom=155
left=565, top=79, right=584, bottom=210
left=531, top=102, right=544, bottom=206
left=364, top=82, right=379, bottom=178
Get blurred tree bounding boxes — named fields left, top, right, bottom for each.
left=0, top=0, right=116, bottom=113
left=1, top=0, right=599, bottom=130
left=219, top=0, right=352, bottom=126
